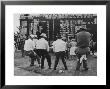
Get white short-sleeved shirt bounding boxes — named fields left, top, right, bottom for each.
left=52, top=39, right=67, bottom=52
left=35, top=38, right=49, bottom=51
left=24, top=39, right=35, bottom=51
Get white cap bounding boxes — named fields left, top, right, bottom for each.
left=30, top=34, right=34, bottom=38
left=40, top=33, right=47, bottom=38
left=61, top=36, right=66, bottom=40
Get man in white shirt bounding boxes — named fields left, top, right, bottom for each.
left=34, top=33, right=51, bottom=69
left=24, top=35, right=40, bottom=66
left=52, top=36, right=68, bottom=70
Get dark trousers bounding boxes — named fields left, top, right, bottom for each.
left=25, top=51, right=36, bottom=66
left=75, top=47, right=90, bottom=70
left=54, top=51, right=68, bottom=70
left=25, top=50, right=40, bottom=66
left=34, top=49, right=51, bottom=69
left=21, top=49, right=25, bottom=57
left=20, top=42, right=25, bottom=57
left=76, top=54, right=88, bottom=70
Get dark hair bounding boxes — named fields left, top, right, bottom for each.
left=57, top=35, right=61, bottom=39
left=80, top=28, right=87, bottom=31
left=76, top=28, right=87, bottom=33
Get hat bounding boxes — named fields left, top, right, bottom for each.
left=71, top=39, right=75, bottom=41
left=40, top=33, right=47, bottom=38
left=34, top=35, right=37, bottom=38
left=61, top=36, right=66, bottom=40
left=30, top=34, right=34, bottom=38
left=80, top=27, right=87, bottom=31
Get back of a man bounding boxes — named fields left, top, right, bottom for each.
left=24, top=35, right=37, bottom=66
left=24, top=38, right=35, bottom=51
left=75, top=28, right=91, bottom=71
left=52, top=36, right=68, bottom=71
left=52, top=39, right=67, bottom=52
left=34, top=33, right=51, bottom=69
left=76, top=30, right=91, bottom=48
left=36, top=38, right=49, bottom=51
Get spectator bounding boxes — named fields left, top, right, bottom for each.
left=69, top=39, right=77, bottom=60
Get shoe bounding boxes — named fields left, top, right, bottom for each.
left=59, top=69, right=64, bottom=73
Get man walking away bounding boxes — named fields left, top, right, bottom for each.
left=35, top=33, right=52, bottom=69
left=52, top=36, right=68, bottom=71
left=75, top=28, right=91, bottom=71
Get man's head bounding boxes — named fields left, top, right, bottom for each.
left=61, top=36, right=66, bottom=41
left=57, top=35, right=62, bottom=39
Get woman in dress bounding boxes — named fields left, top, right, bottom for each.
left=69, top=39, right=77, bottom=60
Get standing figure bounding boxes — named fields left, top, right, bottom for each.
left=69, top=39, right=77, bottom=60
left=24, top=35, right=37, bottom=66
left=33, top=35, right=41, bottom=67
left=14, top=33, right=18, bottom=50
left=75, top=28, right=91, bottom=71
left=20, top=36, right=25, bottom=57
left=52, top=36, right=68, bottom=71
left=34, top=33, right=52, bottom=69
left=89, top=39, right=97, bottom=56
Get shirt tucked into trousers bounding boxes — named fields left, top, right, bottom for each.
left=35, top=38, right=51, bottom=69
left=52, top=39, right=68, bottom=70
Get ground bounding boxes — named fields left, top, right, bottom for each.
left=14, top=50, right=97, bottom=76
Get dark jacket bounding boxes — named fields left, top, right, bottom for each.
left=75, top=30, right=91, bottom=48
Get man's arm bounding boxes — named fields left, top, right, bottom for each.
left=51, top=41, right=55, bottom=52
left=45, top=41, right=49, bottom=52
